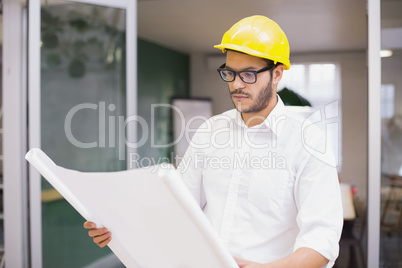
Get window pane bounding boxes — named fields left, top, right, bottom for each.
left=309, top=64, right=337, bottom=101
left=381, top=84, right=395, bottom=119
left=279, top=64, right=305, bottom=94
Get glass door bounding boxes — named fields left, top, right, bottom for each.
left=380, top=0, right=402, bottom=267
left=28, top=0, right=136, bottom=267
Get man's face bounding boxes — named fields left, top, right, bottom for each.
left=225, top=50, right=275, bottom=114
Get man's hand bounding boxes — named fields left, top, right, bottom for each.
left=235, top=258, right=267, bottom=268
left=83, top=221, right=112, bottom=248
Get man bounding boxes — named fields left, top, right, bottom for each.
left=85, top=15, right=343, bottom=267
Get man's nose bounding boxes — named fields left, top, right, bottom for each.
left=232, top=74, right=246, bottom=89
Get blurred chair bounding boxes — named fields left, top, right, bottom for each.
left=381, top=174, right=402, bottom=233
left=335, top=183, right=366, bottom=268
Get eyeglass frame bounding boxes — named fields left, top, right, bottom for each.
left=217, top=63, right=276, bottom=84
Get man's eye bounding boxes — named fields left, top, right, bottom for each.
left=223, top=70, right=235, bottom=77
left=242, top=72, right=255, bottom=79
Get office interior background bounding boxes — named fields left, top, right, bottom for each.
left=1, top=0, right=401, bottom=267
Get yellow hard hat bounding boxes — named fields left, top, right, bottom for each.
left=214, top=15, right=291, bottom=70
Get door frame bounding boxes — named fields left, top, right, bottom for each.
left=367, top=0, right=381, bottom=267
left=3, top=0, right=29, bottom=267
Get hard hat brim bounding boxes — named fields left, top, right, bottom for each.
left=214, top=43, right=290, bottom=70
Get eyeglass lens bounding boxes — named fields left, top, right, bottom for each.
left=220, top=70, right=256, bottom=83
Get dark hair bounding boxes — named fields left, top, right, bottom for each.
left=225, top=49, right=282, bottom=70
left=225, top=49, right=281, bottom=83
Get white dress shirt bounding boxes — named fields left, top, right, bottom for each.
left=177, top=96, right=343, bottom=267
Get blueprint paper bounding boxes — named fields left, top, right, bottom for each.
left=25, top=148, right=237, bottom=268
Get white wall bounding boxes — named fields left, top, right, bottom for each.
left=190, top=53, right=233, bottom=114
left=190, top=51, right=369, bottom=206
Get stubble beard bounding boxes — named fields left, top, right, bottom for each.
left=231, top=79, right=273, bottom=114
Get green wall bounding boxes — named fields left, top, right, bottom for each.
left=41, top=38, right=190, bottom=267
left=137, top=38, right=190, bottom=163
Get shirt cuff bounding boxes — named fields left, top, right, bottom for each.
left=293, top=229, right=340, bottom=267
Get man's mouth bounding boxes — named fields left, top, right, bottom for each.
left=232, top=94, right=249, bottom=100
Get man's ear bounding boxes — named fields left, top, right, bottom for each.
left=272, top=65, right=284, bottom=85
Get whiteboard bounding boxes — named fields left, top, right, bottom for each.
left=172, top=98, right=212, bottom=158
left=25, top=148, right=237, bottom=268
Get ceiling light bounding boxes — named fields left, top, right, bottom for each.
left=380, top=50, right=393, bottom=58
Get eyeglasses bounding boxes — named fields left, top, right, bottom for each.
left=217, top=63, right=275, bottom=84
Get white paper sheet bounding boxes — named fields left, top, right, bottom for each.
left=25, top=148, right=237, bottom=268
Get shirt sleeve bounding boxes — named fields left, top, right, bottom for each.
left=293, top=136, right=343, bottom=267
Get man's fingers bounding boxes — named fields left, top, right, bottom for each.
left=88, top=227, right=109, bottom=237
left=83, top=221, right=96, bottom=229
left=97, top=236, right=112, bottom=248
left=83, top=221, right=111, bottom=248
left=93, top=232, right=111, bottom=243
left=93, top=232, right=111, bottom=244
left=94, top=232, right=111, bottom=245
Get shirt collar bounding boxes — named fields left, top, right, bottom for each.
left=232, top=95, right=287, bottom=137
